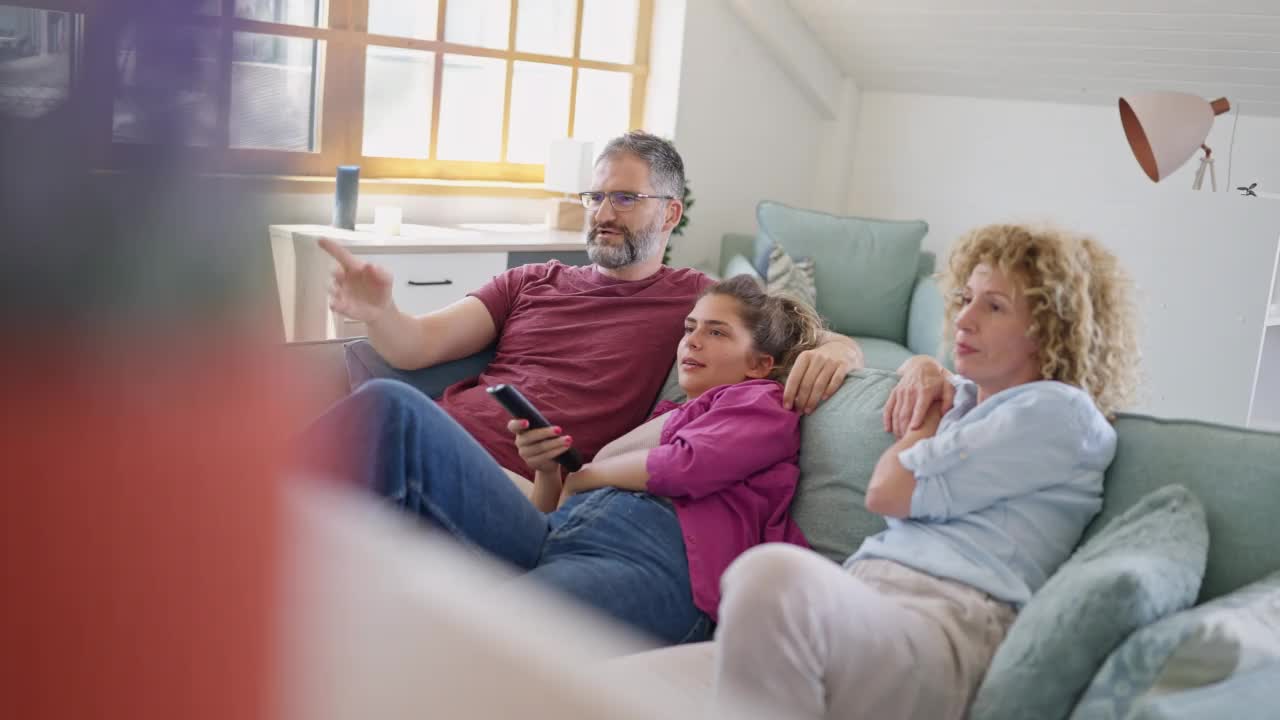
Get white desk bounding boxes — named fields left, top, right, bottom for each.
left=271, top=223, right=587, bottom=342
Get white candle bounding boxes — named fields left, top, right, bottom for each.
left=373, top=206, right=402, bottom=236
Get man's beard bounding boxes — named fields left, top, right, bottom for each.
left=586, top=215, right=664, bottom=269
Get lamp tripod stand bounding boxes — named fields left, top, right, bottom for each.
left=1192, top=144, right=1217, bottom=192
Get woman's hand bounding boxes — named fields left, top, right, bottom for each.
left=784, top=340, right=863, bottom=415
left=561, top=467, right=603, bottom=499
left=883, top=356, right=955, bottom=439
left=558, top=451, right=649, bottom=506
left=508, top=419, right=573, bottom=474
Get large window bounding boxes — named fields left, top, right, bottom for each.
left=85, top=0, right=653, bottom=183
left=0, top=4, right=80, bottom=120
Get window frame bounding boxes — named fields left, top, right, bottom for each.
left=52, top=0, right=654, bottom=183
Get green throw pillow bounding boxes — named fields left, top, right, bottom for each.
left=756, top=201, right=927, bottom=344
left=789, top=368, right=897, bottom=563
left=1071, top=571, right=1280, bottom=720
left=970, top=485, right=1209, bottom=720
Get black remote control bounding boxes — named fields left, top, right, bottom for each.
left=486, top=384, right=584, bottom=472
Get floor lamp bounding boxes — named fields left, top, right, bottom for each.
left=1119, top=93, right=1231, bottom=191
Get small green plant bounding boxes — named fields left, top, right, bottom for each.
left=664, top=182, right=693, bottom=265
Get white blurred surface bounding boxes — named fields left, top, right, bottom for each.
left=277, top=482, right=784, bottom=720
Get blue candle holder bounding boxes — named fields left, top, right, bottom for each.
left=333, top=165, right=360, bottom=230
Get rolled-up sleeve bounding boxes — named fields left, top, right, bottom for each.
left=902, top=387, right=1110, bottom=521
left=646, top=384, right=798, bottom=501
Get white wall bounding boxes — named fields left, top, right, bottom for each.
left=847, top=92, right=1280, bottom=425
left=668, top=0, right=832, bottom=271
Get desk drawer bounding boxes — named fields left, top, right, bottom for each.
left=356, top=251, right=507, bottom=316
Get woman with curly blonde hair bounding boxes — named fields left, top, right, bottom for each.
left=710, top=224, right=1140, bottom=720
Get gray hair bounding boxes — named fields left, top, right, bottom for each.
left=596, top=131, right=686, bottom=200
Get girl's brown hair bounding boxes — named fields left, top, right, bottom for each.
left=703, top=275, right=826, bottom=383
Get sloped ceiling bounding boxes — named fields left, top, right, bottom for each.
left=789, top=0, right=1280, bottom=115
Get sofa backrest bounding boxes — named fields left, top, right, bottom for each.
left=756, top=202, right=928, bottom=345
left=905, top=274, right=945, bottom=361
left=1085, top=414, right=1280, bottom=602
left=721, top=233, right=946, bottom=362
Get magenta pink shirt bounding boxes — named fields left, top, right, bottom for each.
left=646, top=380, right=809, bottom=620
left=442, top=261, right=714, bottom=478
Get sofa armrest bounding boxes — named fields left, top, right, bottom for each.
left=722, top=253, right=764, bottom=282
left=719, top=232, right=766, bottom=278
left=281, top=338, right=360, bottom=423
left=345, top=339, right=496, bottom=399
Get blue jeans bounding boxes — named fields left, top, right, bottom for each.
left=299, top=378, right=713, bottom=645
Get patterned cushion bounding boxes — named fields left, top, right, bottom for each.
left=764, top=245, right=817, bottom=309
left=1070, top=570, right=1280, bottom=719
left=970, top=485, right=1209, bottom=720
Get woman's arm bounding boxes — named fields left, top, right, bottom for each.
left=875, top=385, right=1110, bottom=523
left=883, top=355, right=958, bottom=438
left=562, top=449, right=651, bottom=499
left=593, top=410, right=674, bottom=462
left=530, top=469, right=564, bottom=512
left=783, top=331, right=865, bottom=415
left=865, top=400, right=944, bottom=518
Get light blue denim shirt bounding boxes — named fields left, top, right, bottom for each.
left=848, top=377, right=1115, bottom=607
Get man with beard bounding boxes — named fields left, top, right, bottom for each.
left=313, top=131, right=863, bottom=492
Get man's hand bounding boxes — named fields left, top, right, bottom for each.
left=320, top=237, right=396, bottom=324
left=783, top=339, right=863, bottom=415
left=883, top=356, right=955, bottom=439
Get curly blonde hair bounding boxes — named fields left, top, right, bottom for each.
left=941, top=224, right=1140, bottom=418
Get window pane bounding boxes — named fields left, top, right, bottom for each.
left=234, top=0, right=319, bottom=27
left=579, top=0, right=637, bottom=64
left=515, top=0, right=575, bottom=57
left=362, top=46, right=433, bottom=159
left=0, top=6, right=75, bottom=120
left=230, top=32, right=318, bottom=151
left=507, top=62, right=570, bottom=164
left=444, top=0, right=509, bottom=50
left=369, top=0, right=439, bottom=41
left=573, top=68, right=630, bottom=155
left=436, top=54, right=504, bottom=161
left=113, top=24, right=220, bottom=146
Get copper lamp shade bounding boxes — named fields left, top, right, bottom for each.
left=1119, top=93, right=1231, bottom=182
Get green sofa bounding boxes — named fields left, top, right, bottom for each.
left=286, top=218, right=1280, bottom=715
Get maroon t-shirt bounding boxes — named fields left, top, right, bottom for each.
left=440, top=261, right=714, bottom=478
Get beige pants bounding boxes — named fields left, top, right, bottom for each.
left=714, top=544, right=1016, bottom=720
